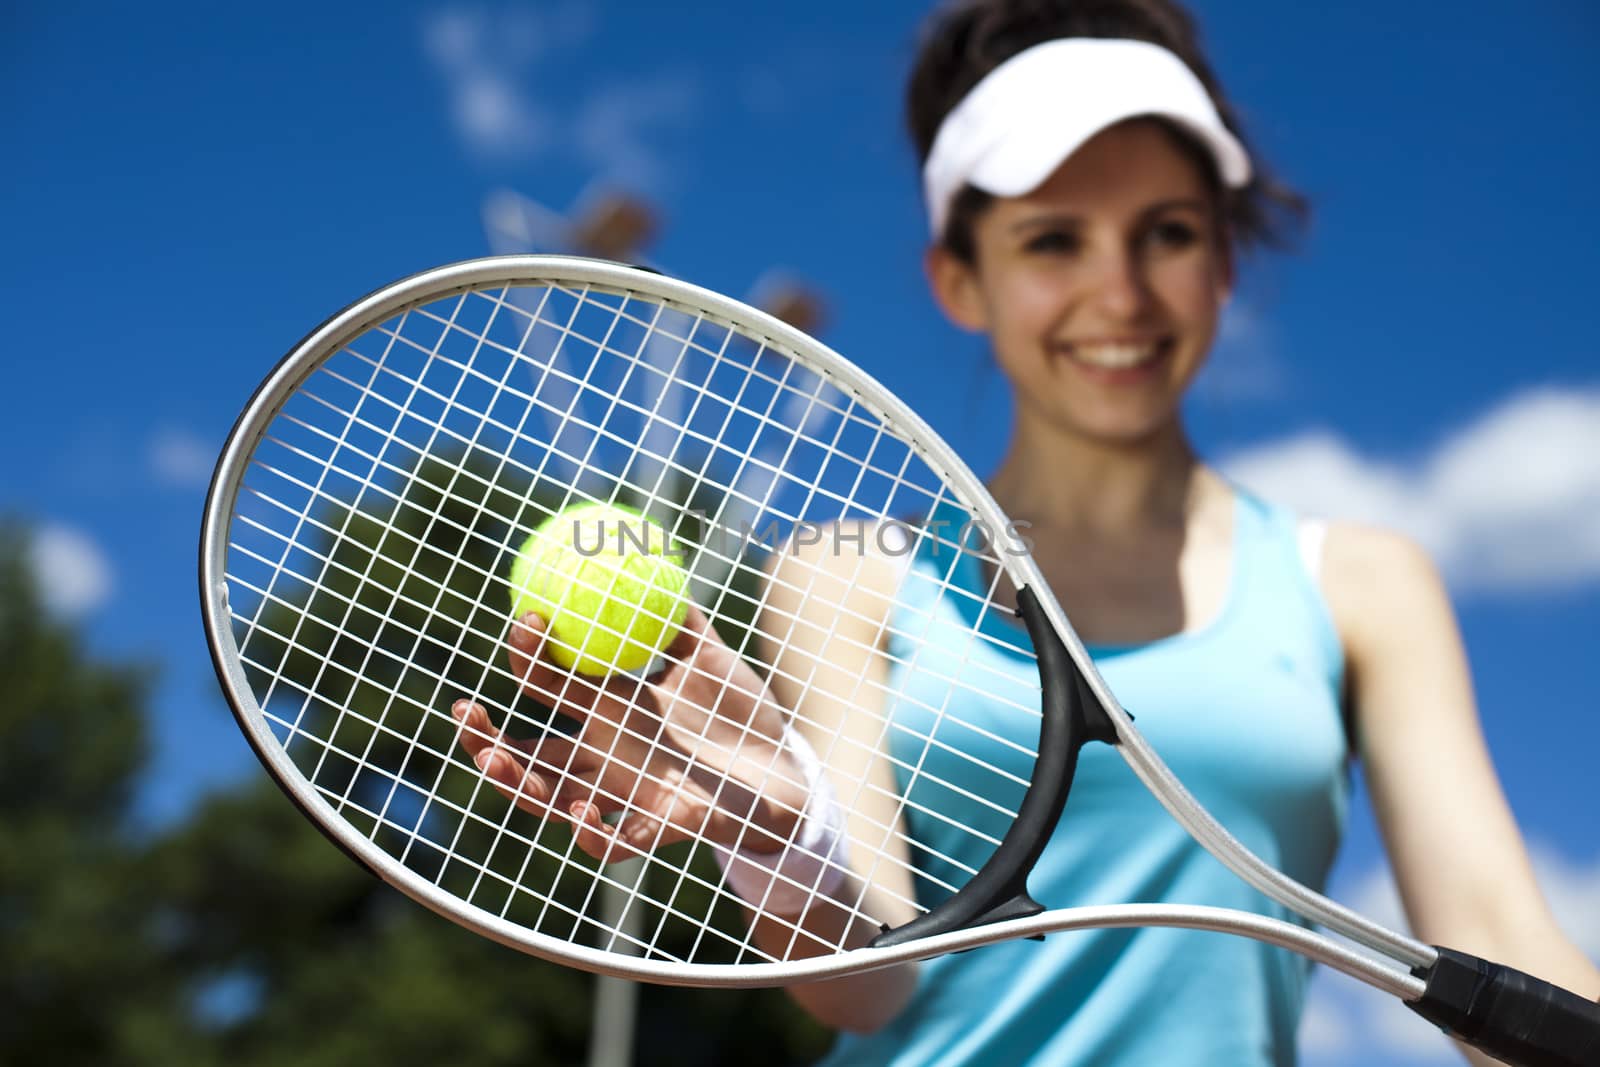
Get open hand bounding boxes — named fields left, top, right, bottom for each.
left=451, top=605, right=809, bottom=863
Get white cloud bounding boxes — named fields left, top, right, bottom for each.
left=573, top=73, right=698, bottom=187
left=30, top=523, right=114, bottom=617
left=1296, top=988, right=1351, bottom=1057
left=453, top=71, right=548, bottom=157
left=1222, top=431, right=1452, bottom=552
left=1220, top=386, right=1600, bottom=594
left=422, top=7, right=554, bottom=158
left=421, top=7, right=480, bottom=68
left=422, top=3, right=694, bottom=185
left=150, top=426, right=216, bottom=488
left=422, top=4, right=592, bottom=73
left=1303, top=845, right=1600, bottom=1064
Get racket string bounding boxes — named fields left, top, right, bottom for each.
left=227, top=511, right=1024, bottom=883
left=226, top=276, right=1042, bottom=963
left=237, top=436, right=1041, bottom=804
left=241, top=304, right=430, bottom=761
left=333, top=286, right=538, bottom=872
left=389, top=285, right=574, bottom=882
left=230, top=480, right=1002, bottom=911
left=282, top=296, right=479, bottom=806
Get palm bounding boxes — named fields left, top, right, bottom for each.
left=452, top=606, right=805, bottom=862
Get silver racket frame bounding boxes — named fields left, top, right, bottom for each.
left=200, top=255, right=1430, bottom=996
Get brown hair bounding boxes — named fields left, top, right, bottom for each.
left=907, top=0, right=1308, bottom=262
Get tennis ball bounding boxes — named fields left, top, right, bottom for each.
left=508, top=502, right=690, bottom=676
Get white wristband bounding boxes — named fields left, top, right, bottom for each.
left=713, top=725, right=849, bottom=916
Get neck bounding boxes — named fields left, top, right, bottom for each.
left=987, top=415, right=1211, bottom=538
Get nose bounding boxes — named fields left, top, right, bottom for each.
left=1088, top=245, right=1152, bottom=321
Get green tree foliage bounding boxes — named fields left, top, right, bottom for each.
left=231, top=446, right=776, bottom=964
left=143, top=778, right=599, bottom=1067
left=0, top=449, right=831, bottom=1066
left=0, top=522, right=177, bottom=1061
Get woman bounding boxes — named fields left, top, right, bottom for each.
left=454, top=1, right=1599, bottom=1062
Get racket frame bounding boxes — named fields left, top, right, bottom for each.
left=201, top=255, right=1428, bottom=986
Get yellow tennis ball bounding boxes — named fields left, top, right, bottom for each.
left=507, top=502, right=690, bottom=676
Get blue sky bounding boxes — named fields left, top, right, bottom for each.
left=5, top=1, right=1597, bottom=1062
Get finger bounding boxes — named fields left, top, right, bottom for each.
left=567, top=802, right=673, bottom=863
left=455, top=699, right=596, bottom=780
left=508, top=613, right=639, bottom=707
left=505, top=613, right=572, bottom=698
left=660, top=602, right=715, bottom=663
left=615, top=807, right=676, bottom=853
left=474, top=744, right=556, bottom=814
left=451, top=699, right=502, bottom=762
left=518, top=730, right=583, bottom=775
left=568, top=800, right=628, bottom=861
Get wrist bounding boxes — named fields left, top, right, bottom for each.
left=713, top=724, right=850, bottom=916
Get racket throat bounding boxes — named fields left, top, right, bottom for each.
left=870, top=585, right=1117, bottom=950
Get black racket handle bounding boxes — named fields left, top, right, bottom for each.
left=1409, top=947, right=1600, bottom=1067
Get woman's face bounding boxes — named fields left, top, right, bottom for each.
left=929, top=119, right=1231, bottom=446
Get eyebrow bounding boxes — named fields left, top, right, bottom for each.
left=1007, top=198, right=1212, bottom=234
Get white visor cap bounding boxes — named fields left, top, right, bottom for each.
left=923, top=38, right=1252, bottom=238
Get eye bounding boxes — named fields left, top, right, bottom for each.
left=1144, top=219, right=1201, bottom=252
left=1022, top=228, right=1081, bottom=256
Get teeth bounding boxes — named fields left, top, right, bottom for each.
left=1069, top=342, right=1160, bottom=369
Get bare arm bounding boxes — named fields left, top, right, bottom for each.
left=1325, top=524, right=1600, bottom=1064
left=750, top=524, right=922, bottom=1033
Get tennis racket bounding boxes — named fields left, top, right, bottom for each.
left=200, top=256, right=1598, bottom=1066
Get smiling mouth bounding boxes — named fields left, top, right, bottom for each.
left=1058, top=339, right=1172, bottom=371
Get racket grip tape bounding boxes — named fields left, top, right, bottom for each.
left=1408, top=946, right=1600, bottom=1067
left=869, top=585, right=1116, bottom=949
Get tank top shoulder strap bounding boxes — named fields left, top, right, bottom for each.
left=1228, top=487, right=1347, bottom=705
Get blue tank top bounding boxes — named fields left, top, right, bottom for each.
left=820, top=490, right=1349, bottom=1067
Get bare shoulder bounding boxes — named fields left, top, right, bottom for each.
left=1322, top=521, right=1440, bottom=590
left=1319, top=521, right=1458, bottom=664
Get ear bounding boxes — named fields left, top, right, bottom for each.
left=924, top=245, right=989, bottom=333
